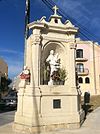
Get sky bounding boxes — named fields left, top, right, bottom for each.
left=0, top=0, right=100, bottom=79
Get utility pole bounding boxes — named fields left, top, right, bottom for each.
left=24, top=0, right=30, bottom=66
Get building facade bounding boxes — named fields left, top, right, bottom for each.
left=0, top=58, right=8, bottom=90
left=76, top=39, right=100, bottom=95
left=0, top=58, right=8, bottom=79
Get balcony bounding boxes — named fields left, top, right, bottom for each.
left=77, top=68, right=89, bottom=76
left=76, top=57, right=88, bottom=62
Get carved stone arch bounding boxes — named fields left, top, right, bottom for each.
left=40, top=41, right=66, bottom=85
left=42, top=41, right=66, bottom=67
left=42, top=40, right=65, bottom=50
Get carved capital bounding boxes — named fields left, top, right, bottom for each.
left=31, top=35, right=42, bottom=45
left=70, top=43, right=77, bottom=49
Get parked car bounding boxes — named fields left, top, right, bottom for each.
left=0, top=90, right=17, bottom=110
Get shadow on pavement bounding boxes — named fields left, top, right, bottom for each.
left=82, top=104, right=93, bottom=119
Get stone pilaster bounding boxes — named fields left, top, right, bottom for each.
left=14, top=79, right=25, bottom=121
left=30, top=30, right=41, bottom=87
left=69, top=42, right=77, bottom=89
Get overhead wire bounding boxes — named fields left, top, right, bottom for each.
left=1, top=0, right=99, bottom=43
left=42, top=0, right=91, bottom=41
left=42, top=0, right=100, bottom=43
left=41, top=0, right=86, bottom=39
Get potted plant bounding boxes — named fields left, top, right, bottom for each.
left=58, top=68, right=67, bottom=85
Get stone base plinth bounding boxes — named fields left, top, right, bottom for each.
left=14, top=85, right=85, bottom=133
left=13, top=122, right=79, bottom=134
left=13, top=110, right=84, bottom=134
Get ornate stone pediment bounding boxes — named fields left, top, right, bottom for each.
left=65, top=20, right=74, bottom=27
left=39, top=16, right=46, bottom=23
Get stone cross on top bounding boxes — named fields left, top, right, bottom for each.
left=52, top=5, right=59, bottom=15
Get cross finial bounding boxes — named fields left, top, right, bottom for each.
left=52, top=5, right=58, bottom=15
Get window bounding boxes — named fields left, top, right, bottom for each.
left=79, top=77, right=83, bottom=83
left=85, top=77, right=90, bottom=83
left=77, top=63, right=84, bottom=73
left=76, top=49, right=83, bottom=58
left=53, top=99, right=61, bottom=109
left=55, top=19, right=58, bottom=23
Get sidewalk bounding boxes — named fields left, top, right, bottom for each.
left=0, top=108, right=100, bottom=134
left=0, top=111, right=17, bottom=134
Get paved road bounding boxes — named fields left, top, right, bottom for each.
left=0, top=108, right=100, bottom=134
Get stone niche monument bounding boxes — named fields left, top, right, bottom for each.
left=14, top=6, right=84, bottom=133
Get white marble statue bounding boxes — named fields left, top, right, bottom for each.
left=46, top=50, right=60, bottom=85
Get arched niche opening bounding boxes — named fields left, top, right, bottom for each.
left=40, top=41, right=66, bottom=85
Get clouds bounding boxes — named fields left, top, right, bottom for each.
left=8, top=61, right=23, bottom=78
left=0, top=49, right=23, bottom=55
